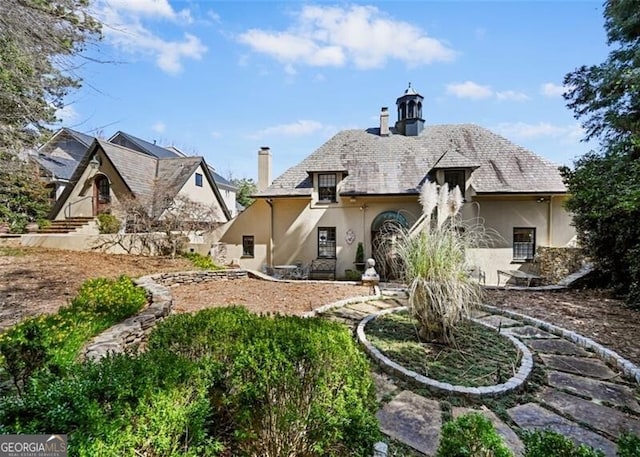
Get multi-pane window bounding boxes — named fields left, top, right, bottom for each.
left=96, top=175, right=110, bottom=203
left=318, top=227, right=336, bottom=258
left=513, top=227, right=535, bottom=261
left=444, top=169, right=466, bottom=197
left=195, top=173, right=203, bottom=187
left=242, top=235, right=254, bottom=257
left=318, top=173, right=337, bottom=202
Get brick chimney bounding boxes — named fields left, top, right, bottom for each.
left=379, top=107, right=389, bottom=136
left=257, top=146, right=271, bottom=192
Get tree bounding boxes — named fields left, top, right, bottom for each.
left=232, top=177, right=258, bottom=208
left=0, top=0, right=100, bottom=152
left=0, top=152, right=51, bottom=232
left=562, top=0, right=640, bottom=306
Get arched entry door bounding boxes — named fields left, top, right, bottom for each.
left=371, top=210, right=409, bottom=280
left=93, top=174, right=111, bottom=216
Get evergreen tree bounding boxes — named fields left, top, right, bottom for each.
left=562, top=0, right=640, bottom=306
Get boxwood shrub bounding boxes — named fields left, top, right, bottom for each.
left=1, top=306, right=379, bottom=456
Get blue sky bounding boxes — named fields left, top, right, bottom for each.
left=59, top=1, right=610, bottom=181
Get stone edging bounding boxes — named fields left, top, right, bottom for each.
left=482, top=303, right=640, bottom=384
left=356, top=306, right=534, bottom=397
left=82, top=269, right=249, bottom=361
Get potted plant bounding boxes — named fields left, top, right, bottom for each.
left=354, top=242, right=366, bottom=272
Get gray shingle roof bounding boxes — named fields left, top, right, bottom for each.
left=34, top=155, right=78, bottom=180
left=99, top=140, right=158, bottom=200
left=258, top=124, right=566, bottom=197
left=108, top=131, right=180, bottom=159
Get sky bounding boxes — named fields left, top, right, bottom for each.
left=58, top=0, right=611, bottom=182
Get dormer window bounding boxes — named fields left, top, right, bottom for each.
left=444, top=169, right=466, bottom=197
left=318, top=173, right=337, bottom=202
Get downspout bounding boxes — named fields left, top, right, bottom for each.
left=547, top=195, right=553, bottom=246
left=266, top=198, right=273, bottom=266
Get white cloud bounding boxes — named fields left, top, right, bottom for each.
left=95, top=1, right=206, bottom=74
left=495, top=121, right=583, bottom=140
left=496, top=90, right=530, bottom=102
left=56, top=104, right=79, bottom=124
left=152, top=121, right=166, bottom=133
left=211, top=131, right=221, bottom=139
left=446, top=81, right=492, bottom=100
left=251, top=120, right=328, bottom=138
left=540, top=82, right=567, bottom=97
left=238, top=5, right=455, bottom=70
left=446, top=81, right=529, bottom=102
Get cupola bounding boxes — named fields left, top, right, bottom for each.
left=395, top=83, right=424, bottom=136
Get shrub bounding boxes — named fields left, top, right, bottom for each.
left=96, top=213, right=120, bottom=234
left=150, top=307, right=380, bottom=456
left=618, top=432, right=640, bottom=457
left=522, top=430, right=605, bottom=457
left=436, top=412, right=513, bottom=457
left=181, top=251, right=221, bottom=270
left=0, top=276, right=147, bottom=389
left=345, top=269, right=361, bottom=281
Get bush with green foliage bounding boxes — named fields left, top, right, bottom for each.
left=96, top=213, right=121, bottom=234
left=181, top=251, right=221, bottom=270
left=1, top=307, right=379, bottom=456
left=0, top=276, right=147, bottom=392
left=436, top=412, right=513, bottom=457
left=522, top=430, right=605, bottom=457
left=0, top=152, right=51, bottom=233
left=617, top=432, right=640, bottom=457
left=149, top=307, right=380, bottom=456
left=562, top=0, right=640, bottom=306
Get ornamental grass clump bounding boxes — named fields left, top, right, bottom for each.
left=396, top=181, right=485, bottom=344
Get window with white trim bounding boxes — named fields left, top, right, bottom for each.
left=195, top=173, right=203, bottom=187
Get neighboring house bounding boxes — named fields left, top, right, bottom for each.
left=50, top=139, right=231, bottom=226
left=32, top=128, right=94, bottom=199
left=217, top=86, right=575, bottom=285
left=34, top=129, right=237, bottom=216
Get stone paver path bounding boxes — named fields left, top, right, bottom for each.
left=316, top=295, right=640, bottom=457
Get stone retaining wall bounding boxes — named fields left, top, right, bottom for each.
left=535, top=247, right=587, bottom=284
left=82, top=269, right=247, bottom=360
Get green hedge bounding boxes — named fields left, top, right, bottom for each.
left=437, top=413, right=512, bottom=457
left=1, top=307, right=379, bottom=456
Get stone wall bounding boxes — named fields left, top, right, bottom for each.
left=82, top=269, right=248, bottom=360
left=535, top=247, right=588, bottom=284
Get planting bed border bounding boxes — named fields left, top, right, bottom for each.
left=82, top=269, right=249, bottom=360
left=357, top=306, right=534, bottom=397
left=481, top=303, right=640, bottom=384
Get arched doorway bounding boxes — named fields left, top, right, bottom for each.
left=93, top=174, right=111, bottom=216
left=371, top=210, right=409, bottom=281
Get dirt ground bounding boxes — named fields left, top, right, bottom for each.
left=1, top=246, right=638, bottom=365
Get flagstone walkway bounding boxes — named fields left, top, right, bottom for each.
left=315, top=294, right=640, bottom=457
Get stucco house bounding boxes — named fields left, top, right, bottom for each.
left=33, top=128, right=239, bottom=216
left=50, top=138, right=231, bottom=225
left=217, top=86, right=576, bottom=285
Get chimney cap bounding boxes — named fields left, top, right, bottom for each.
left=381, top=107, right=388, bottom=112
left=260, top=146, right=270, bottom=151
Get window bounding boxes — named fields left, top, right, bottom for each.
left=96, top=175, right=110, bottom=203
left=195, top=173, right=203, bottom=187
left=242, top=235, right=254, bottom=257
left=444, top=169, right=466, bottom=197
left=513, top=227, right=535, bottom=261
left=318, top=173, right=337, bottom=202
left=317, top=227, right=336, bottom=258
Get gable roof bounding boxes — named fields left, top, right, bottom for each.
left=108, top=131, right=180, bottom=159
left=257, top=123, right=566, bottom=198
left=33, top=155, right=78, bottom=180
left=50, top=139, right=232, bottom=221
